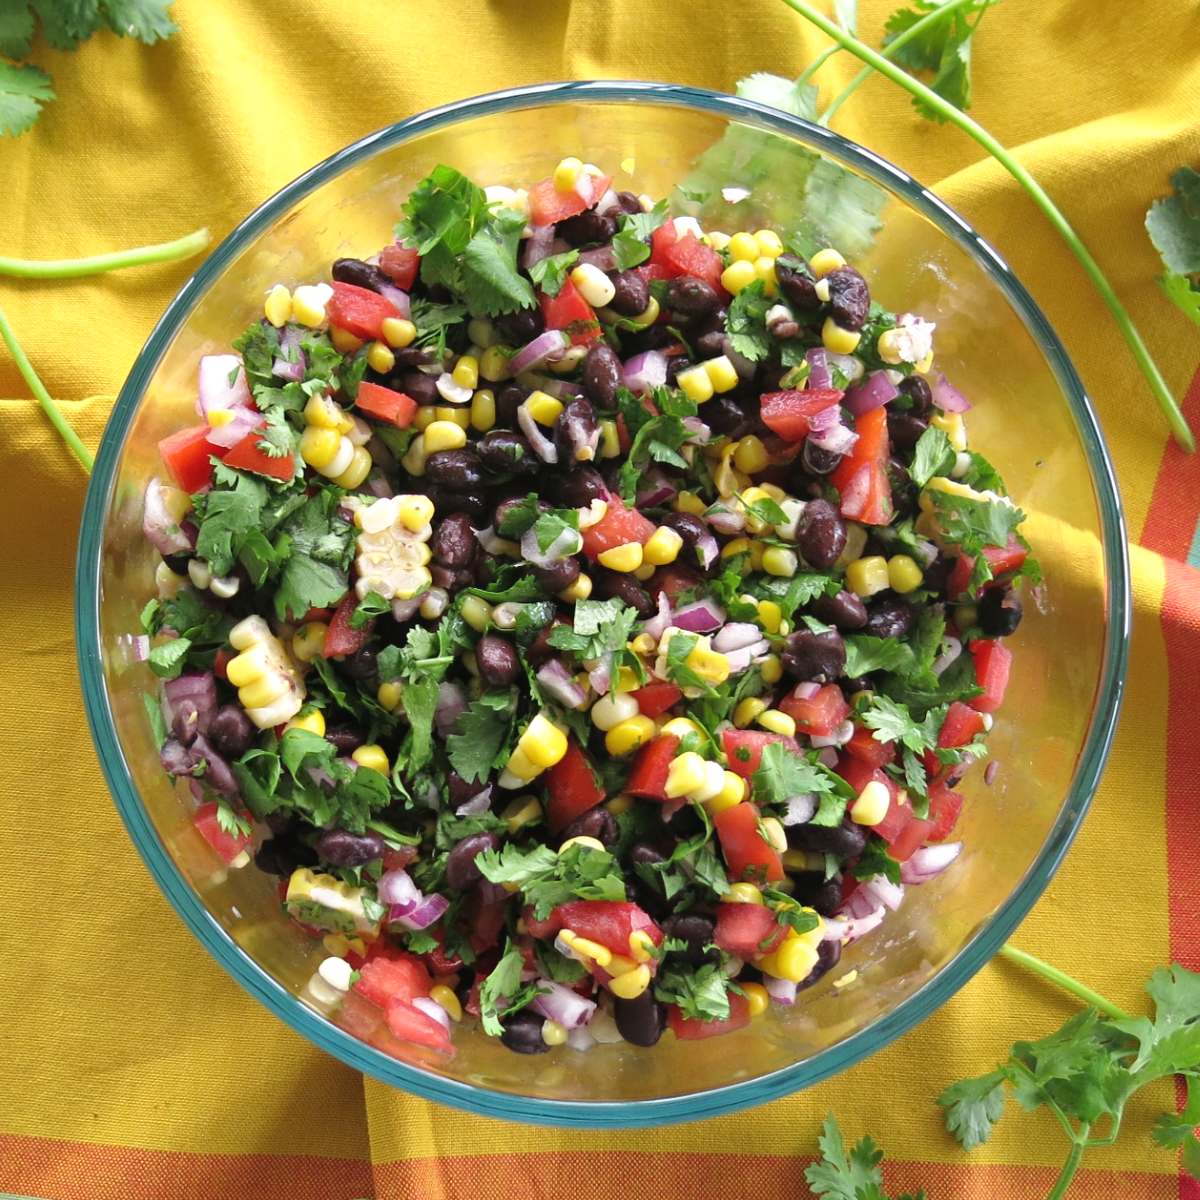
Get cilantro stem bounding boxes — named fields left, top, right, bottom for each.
left=818, top=0, right=980, bottom=126
left=0, top=227, right=210, bottom=279
left=796, top=43, right=843, bottom=86
left=776, top=0, right=1196, bottom=452
left=0, top=302, right=93, bottom=472
left=1046, top=1127, right=1088, bottom=1200
left=999, top=944, right=1131, bottom=1021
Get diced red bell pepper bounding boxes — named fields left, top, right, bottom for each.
left=844, top=726, right=896, bottom=769
left=722, top=728, right=797, bottom=779
left=540, top=276, right=602, bottom=345
left=779, top=683, right=850, bottom=738
left=580, top=492, right=656, bottom=558
left=384, top=997, right=453, bottom=1055
left=631, top=680, right=683, bottom=719
left=830, top=406, right=892, bottom=526
left=969, top=639, right=1011, bottom=713
left=552, top=900, right=663, bottom=956
left=355, top=381, right=418, bottom=428
left=327, top=281, right=401, bottom=341
left=946, top=538, right=1029, bottom=598
left=760, top=389, right=844, bottom=443
left=713, top=902, right=786, bottom=958
left=377, top=242, right=419, bottom=290
left=353, top=953, right=432, bottom=1008
left=322, top=590, right=368, bottom=657
left=527, top=173, right=612, bottom=226
left=926, top=779, right=964, bottom=842
left=545, top=739, right=606, bottom=833
left=221, top=429, right=296, bottom=481
left=467, top=892, right=510, bottom=954
left=193, top=802, right=252, bottom=864
left=626, top=734, right=680, bottom=801
left=668, top=992, right=751, bottom=1040
left=158, top=424, right=222, bottom=493
left=714, top=802, right=784, bottom=883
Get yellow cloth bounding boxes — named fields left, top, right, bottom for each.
left=2, top=1, right=1199, bottom=1197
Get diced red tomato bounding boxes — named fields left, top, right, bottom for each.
left=926, top=779, right=964, bottom=842
left=946, top=538, right=1029, bottom=598
left=969, top=639, right=1011, bottom=713
left=382, top=845, right=419, bottom=873
left=830, top=406, right=892, bottom=526
left=835, top=755, right=898, bottom=804
left=940, top=701, right=986, bottom=749
left=714, top=802, right=784, bottom=884
left=355, top=381, right=418, bottom=428
left=193, top=802, right=252, bottom=864
left=760, top=389, right=844, bottom=443
left=321, top=590, right=368, bottom=657
left=649, top=221, right=678, bottom=268
left=527, top=173, right=612, bottom=226
left=780, top=683, right=850, bottom=738
left=668, top=992, right=751, bottom=1040
left=419, top=926, right=465, bottom=976
left=221, top=429, right=295, bottom=481
left=335, top=989, right=386, bottom=1041
left=545, top=739, right=605, bottom=833
left=844, top=725, right=896, bottom=768
left=635, top=260, right=672, bottom=285
left=327, top=281, right=401, bottom=341
left=722, top=728, right=796, bottom=779
left=648, top=222, right=727, bottom=296
left=552, top=900, right=663, bottom=956
left=713, top=902, right=786, bottom=958
left=888, top=815, right=936, bottom=862
left=158, top=424, right=222, bottom=493
left=353, top=954, right=432, bottom=1009
left=539, top=277, right=601, bottom=345
left=649, top=564, right=703, bottom=605
left=626, top=733, right=680, bottom=800
left=213, top=647, right=232, bottom=682
left=521, top=905, right=561, bottom=941
left=631, top=681, right=682, bottom=719
left=580, top=492, right=657, bottom=558
left=384, top=997, right=453, bottom=1055
left=377, top=242, right=419, bottom=290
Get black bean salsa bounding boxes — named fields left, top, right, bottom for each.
left=140, top=156, right=1037, bottom=1057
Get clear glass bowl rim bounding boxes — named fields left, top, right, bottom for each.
left=75, top=79, right=1131, bottom=1128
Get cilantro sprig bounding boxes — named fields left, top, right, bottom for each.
left=1146, top=167, right=1200, bottom=327
left=475, top=842, right=627, bottom=920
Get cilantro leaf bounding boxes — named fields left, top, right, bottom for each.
left=654, top=961, right=733, bottom=1023
left=533, top=508, right=581, bottom=554
left=100, top=1, right=179, bottom=43
left=861, top=695, right=942, bottom=753
left=805, top=1114, right=917, bottom=1200
left=477, top=842, right=626, bottom=920
left=191, top=469, right=267, bottom=575
left=0, top=61, right=53, bottom=137
left=752, top=571, right=838, bottom=620
left=843, top=635, right=916, bottom=678
left=929, top=488, right=1025, bottom=554
left=1146, top=166, right=1200, bottom=277
left=272, top=491, right=355, bottom=621
left=142, top=691, right=168, bottom=749
left=528, top=249, right=579, bottom=297
left=396, top=164, right=488, bottom=257
left=1161, top=270, right=1200, bottom=327
left=410, top=296, right=468, bottom=357
left=752, top=741, right=835, bottom=809
left=351, top=591, right=389, bottom=630
left=479, top=940, right=542, bottom=1037
left=663, top=630, right=717, bottom=695
left=616, top=386, right=698, bottom=503
left=938, top=1071, right=1008, bottom=1151
left=852, top=837, right=902, bottom=885
left=148, top=637, right=190, bottom=679
left=214, top=799, right=252, bottom=839
left=725, top=280, right=773, bottom=362
left=445, top=691, right=516, bottom=784
left=460, top=206, right=536, bottom=317
left=909, top=425, right=955, bottom=488
left=475, top=841, right=559, bottom=886
left=495, top=493, right=541, bottom=539
left=547, top=597, right=639, bottom=684
left=612, top=199, right=669, bottom=270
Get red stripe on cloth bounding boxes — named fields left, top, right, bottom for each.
left=1141, top=365, right=1200, bottom=558
left=0, top=1133, right=373, bottom=1200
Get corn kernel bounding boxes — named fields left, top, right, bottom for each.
left=430, top=984, right=462, bottom=1022
left=502, top=746, right=542, bottom=784
left=614, top=665, right=639, bottom=693
left=930, top=409, right=968, bottom=452
left=239, top=671, right=291, bottom=710
left=756, top=600, right=783, bottom=635
left=721, top=259, right=758, bottom=295
left=330, top=326, right=364, bottom=353
left=676, top=364, right=715, bottom=405
left=412, top=407, right=436, bottom=432
left=434, top=405, right=470, bottom=430
left=728, top=231, right=760, bottom=262
left=695, top=355, right=736, bottom=396
left=727, top=881, right=764, bottom=905
left=332, top=445, right=372, bottom=490
left=501, top=794, right=543, bottom=830
left=379, top=317, right=416, bottom=349
left=520, top=713, right=569, bottom=768
left=760, top=653, right=783, bottom=684
left=887, top=554, right=924, bottom=594
left=759, top=815, right=788, bottom=853
left=540, top=1018, right=568, bottom=1046
left=630, top=633, right=657, bottom=656
left=561, top=932, right=612, bottom=969
left=591, top=689, right=638, bottom=731
left=851, top=780, right=891, bottom=826
left=397, top=494, right=435, bottom=531
left=352, top=744, right=390, bottom=775
left=763, top=546, right=799, bottom=578
left=423, top=420, right=468, bottom=455
left=809, top=248, right=846, bottom=278
left=206, top=408, right=236, bottom=429
left=722, top=536, right=752, bottom=561
left=641, top=525, right=683, bottom=567
left=822, top=317, right=862, bottom=355
left=704, top=230, right=731, bottom=251
left=606, top=953, right=638, bottom=977
left=597, top=541, right=644, bottom=573
left=299, top=426, right=342, bottom=471
left=846, top=555, right=890, bottom=598
left=559, top=835, right=607, bottom=855
left=733, top=697, right=769, bottom=728
left=666, top=751, right=708, bottom=798
left=685, top=642, right=731, bottom=686
left=605, top=793, right=634, bottom=816
left=608, top=964, right=652, bottom=1000
left=674, top=491, right=707, bottom=516
left=479, top=345, right=512, bottom=385
left=596, top=417, right=620, bottom=459
left=558, top=574, right=592, bottom=603
left=626, top=296, right=660, bottom=329
left=293, top=283, right=332, bottom=327
left=461, top=595, right=492, bottom=633
left=708, top=770, right=746, bottom=814
left=754, top=229, right=784, bottom=258
left=605, top=715, right=656, bottom=757
left=290, top=622, right=328, bottom=663
left=285, top=707, right=327, bottom=737
left=570, top=262, right=617, bottom=308
left=733, top=435, right=769, bottom=475
left=837, top=523, right=868, bottom=569
left=447, top=354, right=477, bottom=391
left=915, top=351, right=934, bottom=375
left=755, top=255, right=778, bottom=296
left=783, top=848, right=819, bottom=872
left=469, top=388, right=496, bottom=433
left=554, top=156, right=583, bottom=192
left=526, top=391, right=564, bottom=426
left=770, top=937, right=820, bottom=983
left=757, top=709, right=796, bottom=738
left=377, top=680, right=404, bottom=712
left=367, top=341, right=395, bottom=373
left=742, top=981, right=770, bottom=1017
left=661, top=716, right=702, bottom=740
left=264, top=284, right=292, bottom=327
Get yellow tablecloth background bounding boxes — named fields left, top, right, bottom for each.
left=2, top=2, right=1198, bottom=1196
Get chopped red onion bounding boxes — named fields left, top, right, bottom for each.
left=694, top=531, right=719, bottom=570
left=511, top=329, right=570, bottom=376
left=521, top=224, right=557, bottom=270
left=578, top=244, right=617, bottom=272
left=807, top=402, right=842, bottom=434
left=521, top=524, right=582, bottom=566
left=143, top=478, right=196, bottom=556
left=622, top=350, right=668, bottom=393
left=931, top=372, right=971, bottom=412
left=540, top=378, right=585, bottom=401
left=825, top=352, right=865, bottom=383
left=821, top=916, right=849, bottom=942
left=764, top=973, right=798, bottom=1006
left=637, top=468, right=678, bottom=508
left=844, top=370, right=899, bottom=416
left=375, top=282, right=410, bottom=319
left=197, top=353, right=250, bottom=416
left=532, top=980, right=598, bottom=1029
left=713, top=623, right=764, bottom=653
left=595, top=188, right=620, bottom=216
left=844, top=888, right=880, bottom=921
left=912, top=537, right=939, bottom=568
left=841, top=904, right=886, bottom=942
left=900, top=841, right=963, bottom=884
left=474, top=524, right=507, bottom=554
left=782, top=793, right=818, bottom=825
left=588, top=660, right=612, bottom=696
left=574, top=171, right=601, bottom=205
left=723, top=641, right=770, bottom=673
left=816, top=746, right=840, bottom=769
left=130, top=634, right=150, bottom=662
left=721, top=954, right=745, bottom=978
left=660, top=797, right=686, bottom=823
left=435, top=681, right=467, bottom=736
left=794, top=682, right=821, bottom=700
left=272, top=326, right=307, bottom=383
left=810, top=719, right=855, bottom=749
left=707, top=507, right=745, bottom=536
left=365, top=474, right=394, bottom=499
left=518, top=402, right=559, bottom=463
left=411, top=995, right=452, bottom=1031
left=162, top=672, right=217, bottom=741
left=681, top=416, right=711, bottom=443
left=808, top=416, right=859, bottom=457
left=932, top=635, right=963, bottom=677
left=859, top=875, right=905, bottom=912
left=671, top=599, right=725, bottom=634
left=205, top=405, right=263, bottom=450
left=390, top=891, right=449, bottom=931
left=805, top=347, right=832, bottom=389
left=378, top=869, right=420, bottom=908
left=642, top=590, right=673, bottom=642
left=985, top=761, right=999, bottom=786
left=390, top=596, right=422, bottom=622
left=455, top=786, right=493, bottom=817
left=537, top=659, right=588, bottom=709
left=306, top=764, right=336, bottom=791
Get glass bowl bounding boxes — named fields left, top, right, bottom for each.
left=75, top=80, right=1130, bottom=1127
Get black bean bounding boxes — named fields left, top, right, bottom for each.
left=475, top=634, right=521, bottom=687
left=595, top=570, right=654, bottom=617
left=447, top=770, right=482, bottom=807
left=797, top=938, right=842, bottom=992
left=561, top=806, right=617, bottom=847
left=161, top=550, right=193, bottom=574
left=704, top=394, right=751, bottom=439
left=782, top=628, right=846, bottom=683
left=613, top=991, right=667, bottom=1047
left=630, top=876, right=673, bottom=921
left=255, top=834, right=318, bottom=877
left=431, top=563, right=474, bottom=591
left=629, top=842, right=666, bottom=867
left=500, top=1009, right=550, bottom=1054
left=721, top=337, right=758, bottom=385
left=607, top=268, right=650, bottom=317
left=693, top=326, right=727, bottom=360
left=550, top=465, right=608, bottom=507
left=812, top=589, right=868, bottom=631
left=341, top=646, right=379, bottom=687
left=788, top=871, right=844, bottom=917
left=788, top=817, right=866, bottom=858
left=864, top=596, right=915, bottom=639
left=495, top=308, right=544, bottom=345
left=666, top=802, right=705, bottom=839
left=661, top=913, right=716, bottom=967
left=888, top=410, right=928, bottom=453
left=897, top=374, right=933, bottom=416
left=556, top=398, right=600, bottom=464
left=666, top=276, right=721, bottom=319
left=801, top=439, right=843, bottom=477
left=582, top=342, right=622, bottom=409
left=978, top=587, right=1023, bottom=636
left=621, top=323, right=676, bottom=355
left=446, top=832, right=502, bottom=891
left=324, top=724, right=363, bottom=754
left=431, top=512, right=477, bottom=566
left=425, top=448, right=485, bottom=489
left=314, top=829, right=387, bottom=867
left=661, top=512, right=714, bottom=572
left=826, top=267, right=870, bottom=330
left=476, top=430, right=536, bottom=478
left=614, top=191, right=643, bottom=215
left=557, top=210, right=616, bottom=246
left=399, top=370, right=438, bottom=406
left=532, top=556, right=580, bottom=594
left=331, top=257, right=392, bottom=293
left=924, top=555, right=952, bottom=596
left=795, top=498, right=847, bottom=569
left=494, top=383, right=528, bottom=428
left=888, top=457, right=918, bottom=517
left=207, top=704, right=255, bottom=759
left=775, top=254, right=821, bottom=311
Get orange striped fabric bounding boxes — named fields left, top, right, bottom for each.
left=1, top=2, right=1197, bottom=1198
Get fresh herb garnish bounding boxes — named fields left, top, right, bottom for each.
left=528, top=249, right=580, bottom=297
left=445, top=690, right=517, bottom=785
left=654, top=961, right=735, bottom=1023
left=478, top=939, right=543, bottom=1037
left=611, top=199, right=670, bottom=270
left=752, top=741, right=836, bottom=809
left=1145, top=167, right=1200, bottom=327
